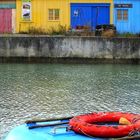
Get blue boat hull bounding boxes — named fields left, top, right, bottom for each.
left=5, top=119, right=105, bottom=140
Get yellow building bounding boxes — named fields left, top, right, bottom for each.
left=16, top=0, right=113, bottom=33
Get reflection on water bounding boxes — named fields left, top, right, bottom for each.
left=0, top=64, right=140, bottom=139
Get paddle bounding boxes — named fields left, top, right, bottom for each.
left=25, top=116, right=73, bottom=129
left=27, top=121, right=69, bottom=129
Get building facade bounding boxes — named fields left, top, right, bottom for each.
left=114, top=0, right=140, bottom=33
left=1, top=0, right=140, bottom=34
left=0, top=0, right=16, bottom=33
left=16, top=0, right=113, bottom=33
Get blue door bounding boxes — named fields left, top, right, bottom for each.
left=97, top=7, right=110, bottom=25
left=71, top=6, right=92, bottom=28
left=92, top=7, right=98, bottom=29
left=71, top=3, right=110, bottom=30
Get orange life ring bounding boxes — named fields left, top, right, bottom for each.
left=69, top=112, right=140, bottom=138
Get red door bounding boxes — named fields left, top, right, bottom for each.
left=0, top=9, right=12, bottom=33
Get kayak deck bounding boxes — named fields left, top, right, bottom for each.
left=5, top=119, right=105, bottom=140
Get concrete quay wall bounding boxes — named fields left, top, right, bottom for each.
left=0, top=36, right=139, bottom=63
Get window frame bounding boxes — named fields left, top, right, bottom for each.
left=117, top=9, right=122, bottom=21
left=116, top=9, right=128, bottom=21
left=123, top=9, right=128, bottom=21
left=48, top=9, right=60, bottom=21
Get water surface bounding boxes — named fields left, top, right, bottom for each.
left=0, top=64, right=140, bottom=139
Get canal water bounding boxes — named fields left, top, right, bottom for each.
left=0, top=64, right=140, bottom=139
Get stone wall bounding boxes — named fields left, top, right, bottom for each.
left=0, top=36, right=139, bottom=63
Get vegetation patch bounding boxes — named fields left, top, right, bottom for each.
left=18, top=25, right=140, bottom=38
left=117, top=32, right=140, bottom=37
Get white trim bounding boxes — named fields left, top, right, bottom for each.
left=12, top=9, right=16, bottom=33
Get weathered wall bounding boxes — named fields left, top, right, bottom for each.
left=0, top=36, right=139, bottom=63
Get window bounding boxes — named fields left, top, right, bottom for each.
left=49, top=9, right=60, bottom=20
left=117, top=10, right=122, bottom=20
left=49, top=9, right=53, bottom=20
left=123, top=10, right=128, bottom=20
left=117, top=9, right=128, bottom=21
